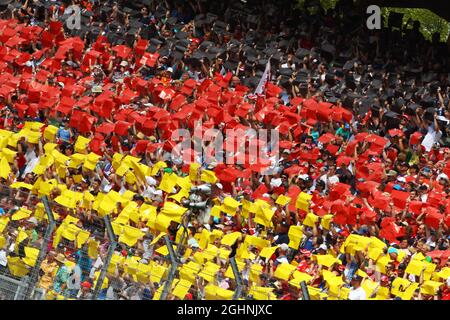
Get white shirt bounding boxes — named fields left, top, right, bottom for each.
left=0, top=250, right=7, bottom=267
left=22, top=156, right=39, bottom=178
left=320, top=174, right=339, bottom=191
left=276, top=256, right=289, bottom=264
left=421, top=125, right=442, bottom=152
left=348, top=286, right=367, bottom=300
left=66, top=265, right=82, bottom=290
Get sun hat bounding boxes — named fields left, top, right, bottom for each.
left=55, top=253, right=66, bottom=263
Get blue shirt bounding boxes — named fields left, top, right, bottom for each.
left=57, top=128, right=71, bottom=142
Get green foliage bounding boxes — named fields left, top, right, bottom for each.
left=293, top=0, right=450, bottom=42
left=381, top=7, right=449, bottom=42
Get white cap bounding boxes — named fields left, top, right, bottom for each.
left=145, top=176, right=157, bottom=186
left=437, top=173, right=449, bottom=181
left=27, top=217, right=38, bottom=226
left=215, top=182, right=223, bottom=189
left=120, top=60, right=128, bottom=67
left=167, top=67, right=173, bottom=73
left=280, top=243, right=289, bottom=251
left=270, top=178, right=282, bottom=188
left=397, top=176, right=406, bottom=183
left=319, top=244, right=327, bottom=251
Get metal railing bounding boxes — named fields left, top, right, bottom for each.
left=0, top=185, right=310, bottom=301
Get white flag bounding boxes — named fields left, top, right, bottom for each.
left=254, top=60, right=271, bottom=95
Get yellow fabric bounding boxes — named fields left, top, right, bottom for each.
left=169, top=189, right=189, bottom=203
left=22, top=247, right=40, bottom=267
left=150, top=161, right=167, bottom=176
left=149, top=264, right=167, bottom=283
left=290, top=271, right=313, bottom=284
left=189, top=163, right=201, bottom=181
left=44, top=125, right=59, bottom=141
left=275, top=194, right=291, bottom=206
left=249, top=286, right=276, bottom=300
left=2, top=147, right=17, bottom=163
left=198, top=262, right=220, bottom=282
left=76, top=230, right=90, bottom=248
left=368, top=247, right=383, bottom=261
left=303, top=213, right=319, bottom=227
left=259, top=246, right=279, bottom=259
left=198, top=228, right=210, bottom=250
left=200, top=170, right=217, bottom=183
left=61, top=223, right=82, bottom=241
left=321, top=214, right=333, bottom=230
left=172, top=279, right=192, bottom=299
left=24, top=121, right=45, bottom=131
left=254, top=205, right=274, bottom=227
left=118, top=225, right=145, bottom=247
left=288, top=226, right=303, bottom=249
left=204, top=285, right=233, bottom=300
left=405, top=259, right=426, bottom=276
left=420, top=280, right=442, bottom=295
left=376, top=255, right=391, bottom=274
left=273, top=263, right=296, bottom=280
left=179, top=261, right=201, bottom=283
left=153, top=214, right=173, bottom=232
left=16, top=228, right=29, bottom=244
left=159, top=172, right=178, bottom=193
left=87, top=240, right=99, bottom=259
left=10, top=182, right=33, bottom=190
left=434, top=267, right=450, bottom=280
left=74, top=136, right=91, bottom=153
left=0, top=156, right=11, bottom=178
left=161, top=202, right=188, bottom=217
left=43, top=143, right=58, bottom=153
left=296, top=192, right=312, bottom=211
left=8, top=256, right=30, bottom=277
left=315, top=254, right=340, bottom=268
left=391, top=278, right=418, bottom=299
left=68, top=153, right=86, bottom=169
left=140, top=205, right=157, bottom=223
left=222, top=196, right=240, bottom=215
left=11, top=207, right=32, bottom=221
left=423, top=262, right=437, bottom=281
left=0, top=216, right=8, bottom=233
left=244, top=235, right=270, bottom=249
left=210, top=205, right=222, bottom=218
left=220, top=232, right=241, bottom=247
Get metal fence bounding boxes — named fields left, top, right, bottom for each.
left=0, top=185, right=309, bottom=301
left=0, top=186, right=174, bottom=300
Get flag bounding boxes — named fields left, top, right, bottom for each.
left=254, top=60, right=271, bottom=95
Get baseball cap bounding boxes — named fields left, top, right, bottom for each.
left=388, top=247, right=399, bottom=255
left=387, top=170, right=398, bottom=176
left=280, top=243, right=289, bottom=251
left=397, top=176, right=406, bottom=183
left=352, top=275, right=363, bottom=282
